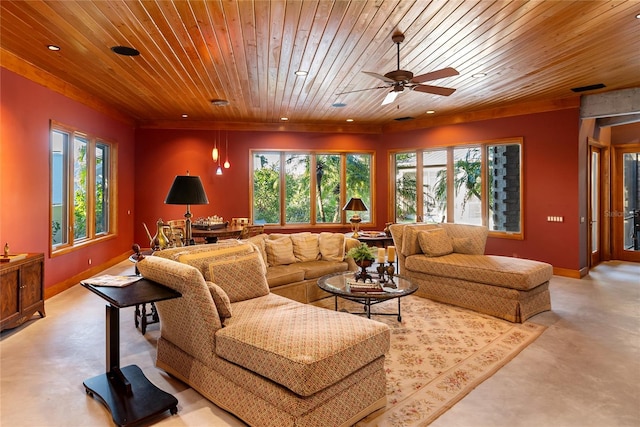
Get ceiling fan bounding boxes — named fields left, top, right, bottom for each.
left=339, top=33, right=459, bottom=106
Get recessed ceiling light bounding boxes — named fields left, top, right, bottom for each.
left=332, top=102, right=347, bottom=108
left=211, top=99, right=229, bottom=106
left=346, top=118, right=354, bottom=122
left=426, top=110, right=435, bottom=114
left=636, top=13, right=640, bottom=19
left=294, top=70, right=308, bottom=76
left=181, top=114, right=188, bottom=118
left=280, top=117, right=289, bottom=121
left=47, top=44, right=61, bottom=51
left=472, top=73, right=487, bottom=78
left=110, top=45, right=140, bottom=56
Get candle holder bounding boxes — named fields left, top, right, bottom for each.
left=385, top=262, right=395, bottom=284
left=376, top=264, right=388, bottom=283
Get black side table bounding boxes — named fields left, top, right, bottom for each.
left=81, top=278, right=181, bottom=427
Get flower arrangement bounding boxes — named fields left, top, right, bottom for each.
left=346, top=243, right=376, bottom=264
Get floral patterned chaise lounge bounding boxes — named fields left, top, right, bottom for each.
left=137, top=240, right=390, bottom=427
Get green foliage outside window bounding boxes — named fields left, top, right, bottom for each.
left=252, top=151, right=372, bottom=226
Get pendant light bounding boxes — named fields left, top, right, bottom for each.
left=224, top=131, right=231, bottom=169
left=211, top=130, right=219, bottom=162
left=216, top=130, right=223, bottom=175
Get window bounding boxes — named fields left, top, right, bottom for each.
left=51, top=122, right=116, bottom=253
left=252, top=150, right=373, bottom=226
left=392, top=139, right=522, bottom=238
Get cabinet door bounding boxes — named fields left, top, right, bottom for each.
left=21, top=261, right=43, bottom=311
left=1, top=269, right=20, bottom=321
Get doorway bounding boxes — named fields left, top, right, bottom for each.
left=613, top=144, right=640, bottom=262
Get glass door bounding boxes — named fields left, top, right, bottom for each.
left=613, top=145, right=640, bottom=262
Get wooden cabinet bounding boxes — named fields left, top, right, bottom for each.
left=1, top=253, right=45, bottom=331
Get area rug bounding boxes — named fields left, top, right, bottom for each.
left=338, top=296, right=547, bottom=427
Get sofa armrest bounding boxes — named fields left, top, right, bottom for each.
left=344, top=237, right=360, bottom=271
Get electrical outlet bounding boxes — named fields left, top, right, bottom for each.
left=88, top=258, right=92, bottom=265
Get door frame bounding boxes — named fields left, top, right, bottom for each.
left=587, top=138, right=610, bottom=266
left=612, top=143, right=640, bottom=262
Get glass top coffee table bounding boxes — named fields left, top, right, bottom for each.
left=318, top=271, right=418, bottom=321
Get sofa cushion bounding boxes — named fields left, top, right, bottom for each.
left=401, top=223, right=440, bottom=256
left=418, top=228, right=454, bottom=257
left=208, top=252, right=270, bottom=302
left=265, top=237, right=297, bottom=266
left=297, top=260, right=350, bottom=279
left=318, top=232, right=345, bottom=261
left=243, top=234, right=268, bottom=265
left=290, top=232, right=320, bottom=262
left=266, top=264, right=306, bottom=288
left=165, top=242, right=255, bottom=281
left=216, top=293, right=390, bottom=397
left=441, top=223, right=488, bottom=255
left=405, top=253, right=553, bottom=291
left=452, top=237, right=475, bottom=254
left=206, top=281, right=232, bottom=321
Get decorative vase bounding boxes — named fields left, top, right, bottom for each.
left=152, top=219, right=170, bottom=250
left=354, top=259, right=373, bottom=283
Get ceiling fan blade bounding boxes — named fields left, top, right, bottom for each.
left=411, top=67, right=459, bottom=83
left=363, top=71, right=394, bottom=83
left=336, top=86, right=388, bottom=96
left=381, top=90, right=401, bottom=106
left=413, top=84, right=456, bottom=96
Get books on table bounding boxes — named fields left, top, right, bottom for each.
left=82, top=275, right=143, bottom=288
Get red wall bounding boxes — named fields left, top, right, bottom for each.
left=133, top=129, right=386, bottom=244
left=136, top=109, right=581, bottom=271
left=383, top=110, right=581, bottom=269
left=1, top=64, right=583, bottom=291
left=0, top=68, right=137, bottom=290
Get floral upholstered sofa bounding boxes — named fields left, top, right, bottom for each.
left=137, top=240, right=390, bottom=427
left=389, top=223, right=552, bottom=322
left=241, top=232, right=360, bottom=303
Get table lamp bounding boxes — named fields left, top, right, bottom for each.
left=165, top=172, right=209, bottom=245
left=343, top=197, right=368, bottom=238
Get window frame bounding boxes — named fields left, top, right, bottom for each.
left=390, top=138, right=524, bottom=240
left=250, top=149, right=375, bottom=228
left=50, top=121, right=117, bottom=256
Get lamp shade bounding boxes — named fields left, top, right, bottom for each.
left=343, top=197, right=368, bottom=212
left=165, top=175, right=209, bottom=205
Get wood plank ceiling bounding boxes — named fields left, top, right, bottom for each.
left=1, top=0, right=639, bottom=130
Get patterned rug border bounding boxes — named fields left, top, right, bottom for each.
left=354, top=296, right=547, bottom=427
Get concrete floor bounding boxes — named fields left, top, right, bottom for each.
left=0, top=260, right=638, bottom=427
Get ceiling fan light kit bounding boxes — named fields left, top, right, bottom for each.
left=341, top=33, right=459, bottom=106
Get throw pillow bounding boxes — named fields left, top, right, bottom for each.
left=206, top=281, right=232, bottom=321
left=452, top=237, right=475, bottom=254
left=290, top=232, right=320, bottom=262
left=318, top=232, right=345, bottom=261
left=208, top=252, right=269, bottom=302
left=401, top=223, right=439, bottom=256
left=244, top=234, right=268, bottom=265
left=418, top=228, right=454, bottom=257
left=265, top=236, right=297, bottom=266
left=177, top=243, right=254, bottom=281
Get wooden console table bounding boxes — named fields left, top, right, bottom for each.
left=81, top=278, right=181, bottom=427
left=1, top=253, right=45, bottom=332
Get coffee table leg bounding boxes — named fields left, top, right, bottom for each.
left=334, top=296, right=338, bottom=311
left=397, top=297, right=402, bottom=322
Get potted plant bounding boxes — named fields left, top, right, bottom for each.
left=347, top=243, right=376, bottom=267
